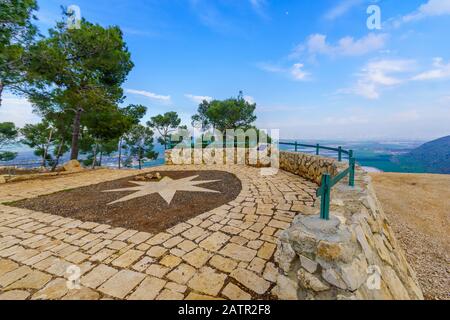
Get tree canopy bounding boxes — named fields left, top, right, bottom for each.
left=0, top=122, right=19, bottom=161
left=0, top=0, right=38, bottom=106
left=123, top=124, right=158, bottom=169
left=191, top=91, right=257, bottom=133
left=148, top=111, right=182, bottom=149
left=20, top=121, right=54, bottom=167
left=27, top=17, right=134, bottom=160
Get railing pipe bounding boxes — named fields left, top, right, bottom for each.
left=320, top=174, right=331, bottom=220
left=349, top=151, right=355, bottom=187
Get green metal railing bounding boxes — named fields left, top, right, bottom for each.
left=168, top=140, right=356, bottom=220
left=279, top=142, right=355, bottom=220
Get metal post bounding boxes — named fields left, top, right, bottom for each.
left=338, top=147, right=342, bottom=162
left=348, top=150, right=355, bottom=187
left=320, top=174, right=331, bottom=220
left=316, top=144, right=320, bottom=155
left=295, top=141, right=298, bottom=152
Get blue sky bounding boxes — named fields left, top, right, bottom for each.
left=2, top=0, right=450, bottom=140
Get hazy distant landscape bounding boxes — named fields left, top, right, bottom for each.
left=3, top=137, right=448, bottom=174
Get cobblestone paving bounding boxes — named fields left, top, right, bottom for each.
left=0, top=165, right=317, bottom=300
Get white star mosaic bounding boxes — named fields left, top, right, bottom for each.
left=103, top=175, right=221, bottom=205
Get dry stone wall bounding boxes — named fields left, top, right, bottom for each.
left=165, top=149, right=424, bottom=300
left=165, top=148, right=271, bottom=168
left=274, top=166, right=424, bottom=300
left=279, top=151, right=342, bottom=185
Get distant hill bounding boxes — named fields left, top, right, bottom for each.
left=402, top=136, right=450, bottom=174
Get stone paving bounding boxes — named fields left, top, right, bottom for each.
left=0, top=165, right=317, bottom=300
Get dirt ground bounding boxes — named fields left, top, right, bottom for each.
left=11, top=170, right=242, bottom=234
left=370, top=173, right=450, bottom=300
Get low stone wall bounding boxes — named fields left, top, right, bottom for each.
left=165, top=148, right=271, bottom=168
left=165, top=148, right=424, bottom=300
left=274, top=166, right=424, bottom=300
left=279, top=151, right=343, bottom=185
left=0, top=160, right=86, bottom=184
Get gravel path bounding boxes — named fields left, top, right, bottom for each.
left=370, top=173, right=450, bottom=300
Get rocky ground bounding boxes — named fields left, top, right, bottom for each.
left=370, top=173, right=450, bottom=300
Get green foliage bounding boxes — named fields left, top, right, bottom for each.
left=191, top=91, right=257, bottom=133
left=81, top=137, right=119, bottom=168
left=0, top=0, right=38, bottom=105
left=20, top=121, right=55, bottom=166
left=121, top=104, right=147, bottom=126
left=0, top=151, right=17, bottom=161
left=27, top=17, right=134, bottom=159
left=116, top=104, right=147, bottom=169
left=123, top=125, right=158, bottom=169
left=0, top=122, right=19, bottom=161
left=0, top=122, right=19, bottom=146
left=148, top=111, right=181, bottom=149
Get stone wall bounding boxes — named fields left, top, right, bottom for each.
left=274, top=166, right=424, bottom=300
left=279, top=151, right=343, bottom=185
left=165, top=148, right=271, bottom=168
left=165, top=148, right=424, bottom=300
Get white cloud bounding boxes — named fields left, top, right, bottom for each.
left=0, top=96, right=40, bottom=127
left=290, top=63, right=310, bottom=81
left=257, top=63, right=284, bottom=73
left=401, top=0, right=450, bottom=23
left=293, top=33, right=388, bottom=58
left=188, top=0, right=235, bottom=33
left=258, top=105, right=450, bottom=141
left=126, top=89, right=171, bottom=102
left=324, top=115, right=370, bottom=125
left=258, top=62, right=310, bottom=81
left=324, top=0, right=364, bottom=20
left=412, top=57, right=450, bottom=81
left=249, top=0, right=268, bottom=17
left=243, top=95, right=255, bottom=104
left=185, top=94, right=213, bottom=104
left=249, top=0, right=266, bottom=12
left=344, top=59, right=415, bottom=99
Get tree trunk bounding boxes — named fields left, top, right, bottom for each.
left=118, top=138, right=123, bottom=169
left=52, top=139, right=65, bottom=172
left=43, top=129, right=54, bottom=168
left=91, top=143, right=98, bottom=169
left=70, top=108, right=83, bottom=160
left=139, top=147, right=142, bottom=170
left=0, top=80, right=3, bottom=107
left=164, top=129, right=169, bottom=150
left=99, top=151, right=103, bottom=167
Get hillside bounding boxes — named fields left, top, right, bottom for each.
left=400, top=136, right=450, bottom=174
left=370, top=173, right=450, bottom=300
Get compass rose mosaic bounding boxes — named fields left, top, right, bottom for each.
left=11, top=171, right=242, bottom=233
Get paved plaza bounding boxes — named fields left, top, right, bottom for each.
left=0, top=165, right=317, bottom=300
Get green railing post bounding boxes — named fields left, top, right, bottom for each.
left=338, top=147, right=342, bottom=162
left=316, top=144, right=320, bottom=155
left=349, top=150, right=355, bottom=187
left=320, top=174, right=331, bottom=220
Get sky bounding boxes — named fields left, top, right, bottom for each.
left=2, top=0, right=450, bottom=141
